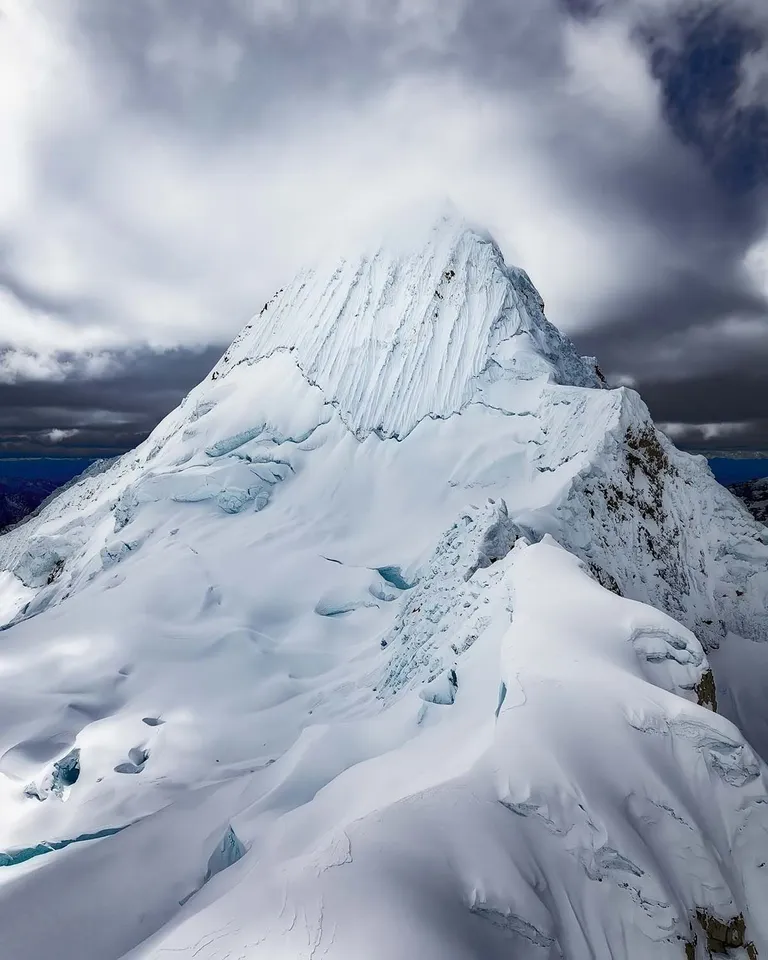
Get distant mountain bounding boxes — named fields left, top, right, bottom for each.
left=729, top=477, right=768, bottom=524
left=0, top=459, right=115, bottom=535
left=0, top=477, right=61, bottom=532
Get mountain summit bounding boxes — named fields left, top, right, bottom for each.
left=1, top=211, right=768, bottom=959
left=214, top=212, right=604, bottom=439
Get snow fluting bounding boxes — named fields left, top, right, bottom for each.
left=1, top=210, right=768, bottom=959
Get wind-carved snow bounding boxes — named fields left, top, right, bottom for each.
left=0, top=210, right=767, bottom=958
left=211, top=211, right=603, bottom=439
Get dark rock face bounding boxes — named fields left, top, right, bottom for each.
left=688, top=909, right=758, bottom=959
left=0, top=479, right=61, bottom=533
left=729, top=478, right=768, bottom=525
left=560, top=411, right=768, bottom=654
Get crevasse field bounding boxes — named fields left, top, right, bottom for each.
left=1, top=212, right=768, bottom=959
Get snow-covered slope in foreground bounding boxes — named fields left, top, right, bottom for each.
left=2, top=213, right=768, bottom=959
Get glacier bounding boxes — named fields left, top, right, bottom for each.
left=0, top=210, right=767, bottom=958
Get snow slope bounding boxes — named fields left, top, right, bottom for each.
left=1, top=211, right=768, bottom=959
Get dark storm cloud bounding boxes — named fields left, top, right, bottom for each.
left=0, top=346, right=223, bottom=457
left=560, top=0, right=768, bottom=446
left=641, top=370, right=768, bottom=424
left=575, top=266, right=768, bottom=369
left=1, top=0, right=768, bottom=453
left=642, top=3, right=768, bottom=194
left=664, top=421, right=768, bottom=451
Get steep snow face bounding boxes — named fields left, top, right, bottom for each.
left=212, top=212, right=604, bottom=439
left=1, top=214, right=768, bottom=959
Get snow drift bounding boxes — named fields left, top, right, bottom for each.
left=1, top=210, right=768, bottom=959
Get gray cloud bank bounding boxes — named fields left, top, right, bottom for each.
left=1, top=0, right=767, bottom=454
left=0, top=347, right=222, bottom=457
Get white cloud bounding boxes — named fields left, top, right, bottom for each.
left=0, top=286, right=123, bottom=383
left=660, top=420, right=757, bottom=442
left=700, top=422, right=755, bottom=440
left=746, top=237, right=768, bottom=298
left=0, top=348, right=117, bottom=384
left=609, top=373, right=638, bottom=387
left=658, top=421, right=689, bottom=439
left=46, top=428, right=79, bottom=444
left=562, top=13, right=661, bottom=138
left=737, top=47, right=768, bottom=108
left=0, top=0, right=755, bottom=379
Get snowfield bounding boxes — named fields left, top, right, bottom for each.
left=1, top=211, right=768, bottom=959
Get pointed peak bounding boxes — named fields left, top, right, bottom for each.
left=215, top=202, right=603, bottom=439
left=340, top=197, right=497, bottom=265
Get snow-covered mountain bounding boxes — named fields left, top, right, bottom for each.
left=730, top=476, right=768, bottom=525
left=0, top=477, right=61, bottom=532
left=1, top=211, right=768, bottom=959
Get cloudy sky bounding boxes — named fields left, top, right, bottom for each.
left=1, top=0, right=767, bottom=456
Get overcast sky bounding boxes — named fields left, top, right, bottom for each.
left=1, top=0, right=767, bottom=456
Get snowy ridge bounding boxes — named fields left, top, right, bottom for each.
left=552, top=388, right=768, bottom=654
left=0, top=211, right=768, bottom=958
